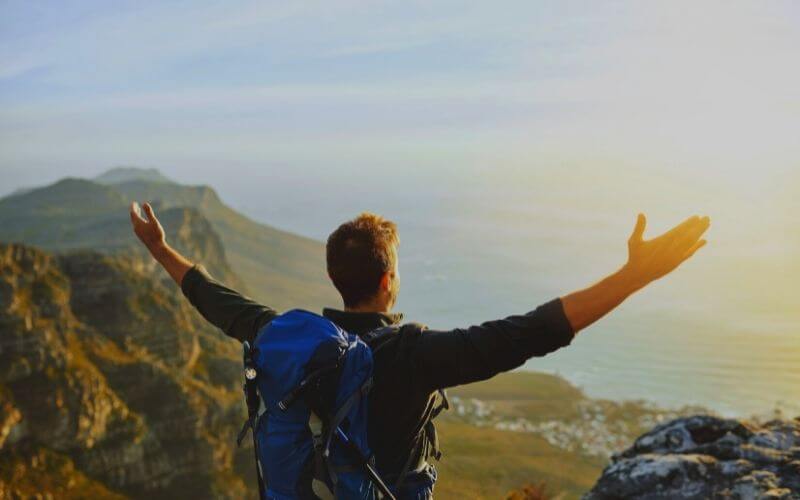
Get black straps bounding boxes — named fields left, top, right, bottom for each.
left=321, top=378, right=398, bottom=499
left=280, top=361, right=395, bottom=500
left=322, top=378, right=372, bottom=458
left=391, top=389, right=449, bottom=493
left=364, top=323, right=450, bottom=496
left=432, top=389, right=450, bottom=418
left=331, top=426, right=396, bottom=500
left=278, top=363, right=340, bottom=411
left=301, top=377, right=396, bottom=500
left=390, top=433, right=420, bottom=494
left=362, top=326, right=398, bottom=356
left=309, top=412, right=335, bottom=500
left=426, top=389, right=449, bottom=461
left=238, top=341, right=266, bottom=499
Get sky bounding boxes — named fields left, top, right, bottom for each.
left=1, top=0, right=799, bottom=199
left=1, top=0, right=799, bottom=415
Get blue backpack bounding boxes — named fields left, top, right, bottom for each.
left=236, top=309, right=396, bottom=500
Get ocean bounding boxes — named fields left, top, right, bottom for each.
left=216, top=164, right=799, bottom=417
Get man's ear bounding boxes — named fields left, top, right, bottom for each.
left=379, top=271, right=391, bottom=292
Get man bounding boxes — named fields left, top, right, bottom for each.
left=130, top=202, right=709, bottom=498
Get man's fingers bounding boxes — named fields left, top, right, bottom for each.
left=672, top=216, right=711, bottom=252
left=681, top=238, right=707, bottom=262
left=668, top=215, right=700, bottom=237
left=688, top=216, right=711, bottom=243
left=658, top=215, right=702, bottom=244
left=142, top=202, right=158, bottom=223
left=129, top=202, right=146, bottom=224
left=630, top=213, right=647, bottom=242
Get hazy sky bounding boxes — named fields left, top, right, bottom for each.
left=1, top=1, right=798, bottom=198
left=2, top=1, right=798, bottom=415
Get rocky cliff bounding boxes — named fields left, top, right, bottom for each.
left=585, top=415, right=800, bottom=499
left=0, top=243, right=254, bottom=499
left=0, top=169, right=336, bottom=498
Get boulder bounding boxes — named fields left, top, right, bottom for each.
left=586, top=415, right=800, bottom=499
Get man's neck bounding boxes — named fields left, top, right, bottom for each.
left=344, top=305, right=390, bottom=314
left=323, top=307, right=403, bottom=335
left=344, top=299, right=391, bottom=315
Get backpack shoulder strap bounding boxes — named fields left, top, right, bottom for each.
left=424, top=389, right=449, bottom=461
left=362, top=324, right=398, bottom=342
left=362, top=321, right=447, bottom=493
left=401, top=321, right=428, bottom=333
left=392, top=388, right=449, bottom=492
left=364, top=321, right=427, bottom=350
left=362, top=325, right=399, bottom=356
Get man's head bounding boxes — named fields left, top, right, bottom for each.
left=326, top=212, right=400, bottom=312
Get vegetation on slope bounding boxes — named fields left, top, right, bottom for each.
left=435, top=420, right=601, bottom=499
left=435, top=371, right=706, bottom=499
left=0, top=169, right=338, bottom=310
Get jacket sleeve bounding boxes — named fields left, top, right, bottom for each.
left=411, top=298, right=575, bottom=391
left=180, top=265, right=278, bottom=344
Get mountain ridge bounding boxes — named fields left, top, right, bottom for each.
left=94, top=167, right=174, bottom=185
left=0, top=168, right=338, bottom=311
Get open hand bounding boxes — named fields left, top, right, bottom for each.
left=624, top=213, right=710, bottom=288
left=129, top=201, right=166, bottom=252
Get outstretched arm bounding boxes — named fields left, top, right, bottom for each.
left=129, top=201, right=277, bottom=343
left=561, top=213, right=709, bottom=332
left=414, top=213, right=710, bottom=390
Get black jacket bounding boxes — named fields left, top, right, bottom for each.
left=181, top=265, right=574, bottom=477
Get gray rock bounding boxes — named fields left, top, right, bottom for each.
left=586, top=415, right=800, bottom=499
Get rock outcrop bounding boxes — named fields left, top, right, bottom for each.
left=585, top=415, right=800, bottom=499
left=0, top=243, right=254, bottom=499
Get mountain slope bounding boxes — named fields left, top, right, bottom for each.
left=109, top=178, right=337, bottom=310
left=0, top=170, right=337, bottom=310
left=0, top=243, right=254, bottom=499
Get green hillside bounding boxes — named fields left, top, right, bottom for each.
left=435, top=420, right=601, bottom=499
left=110, top=178, right=337, bottom=311
left=0, top=169, right=338, bottom=311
